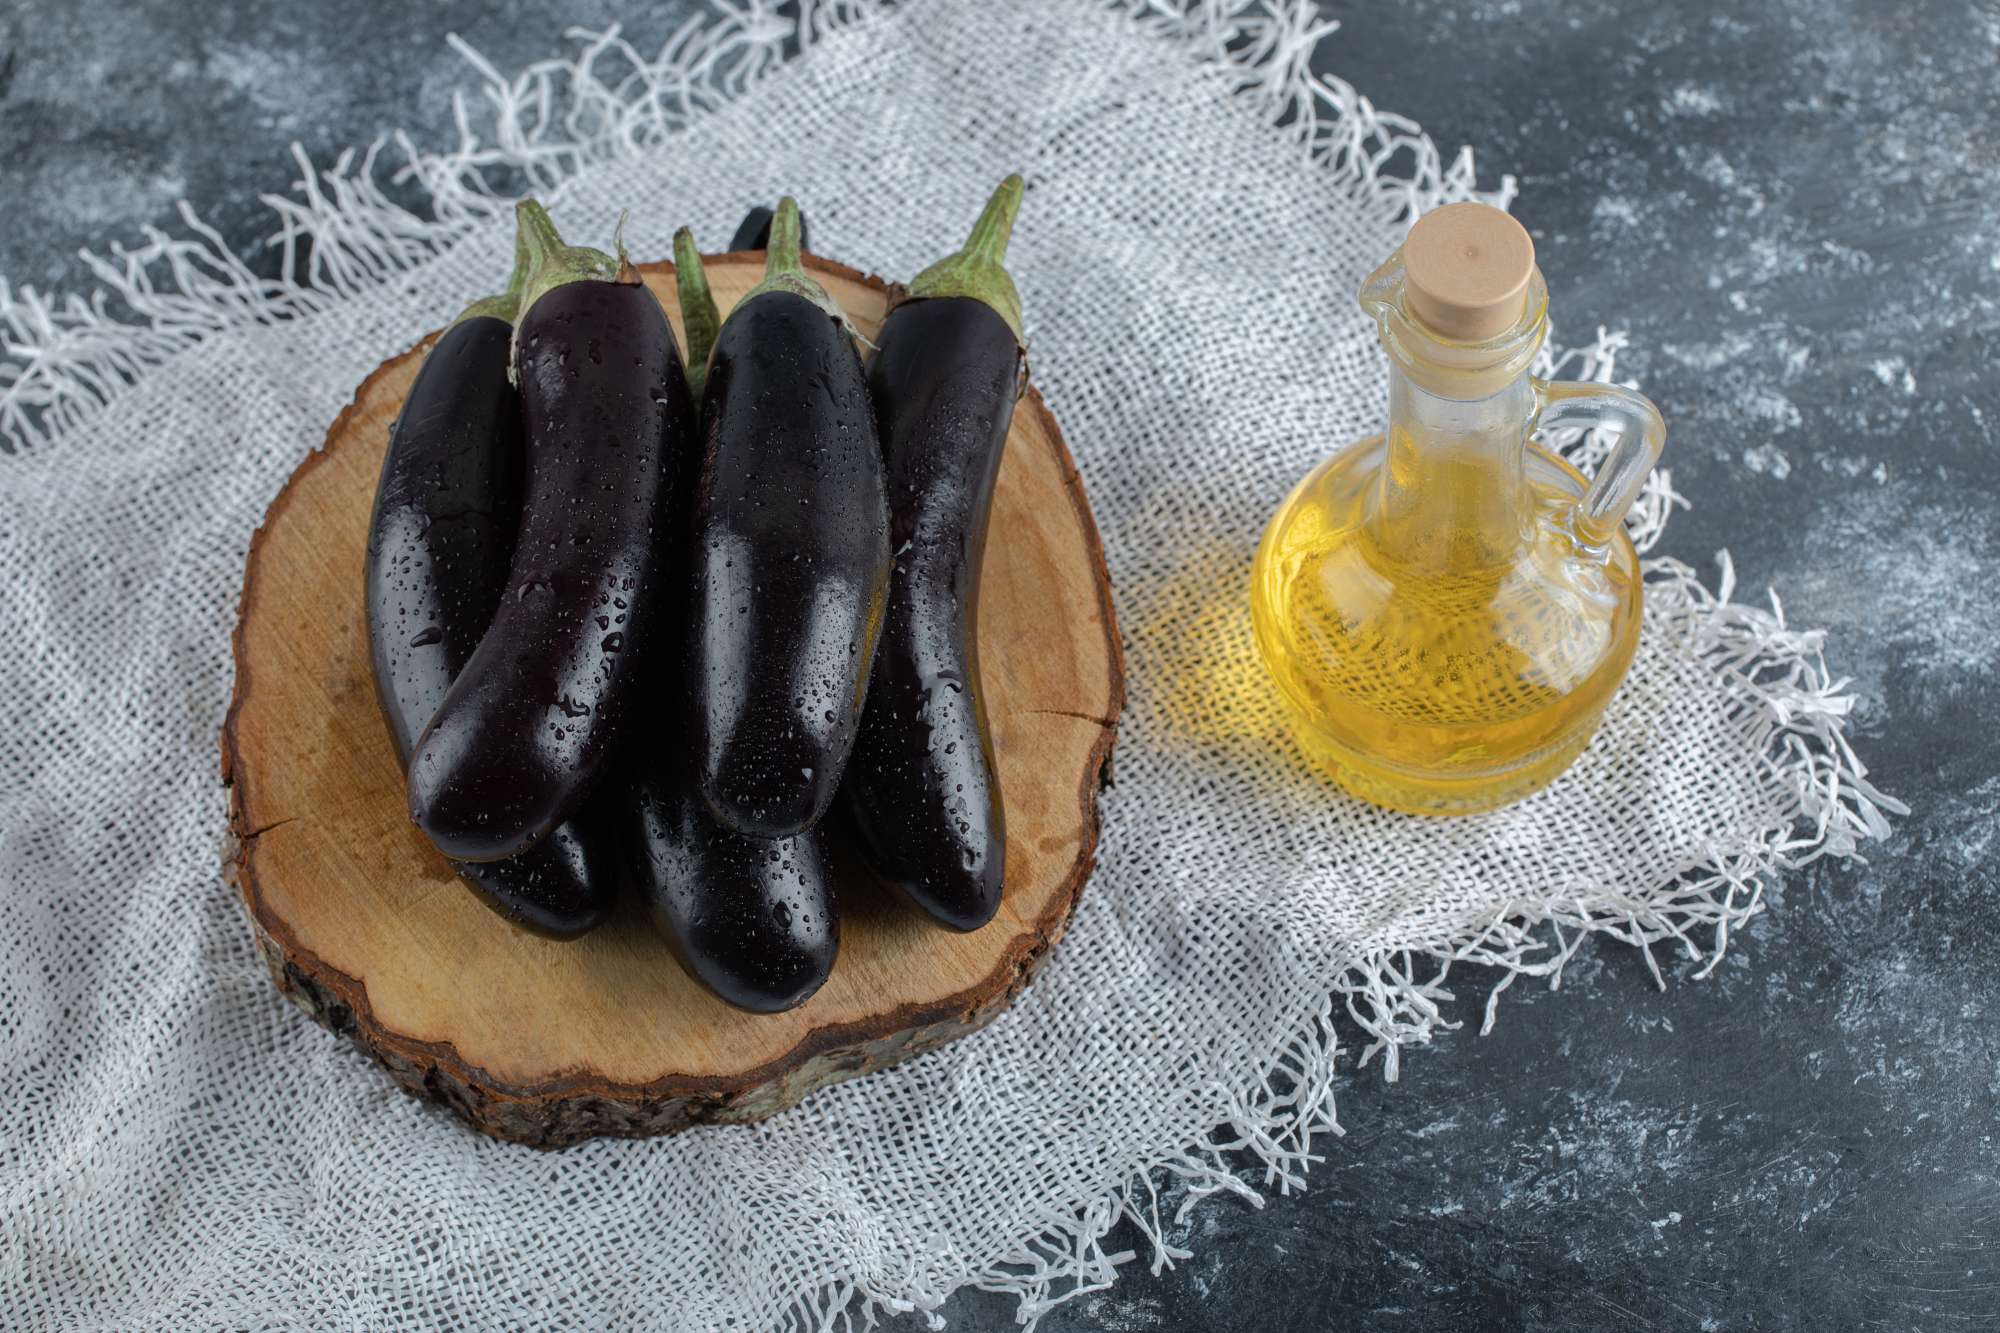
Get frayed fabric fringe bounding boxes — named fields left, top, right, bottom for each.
left=0, top=2, right=1902, bottom=1329
left=0, top=0, right=1497, bottom=455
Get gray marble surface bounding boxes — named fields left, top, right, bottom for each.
left=5, top=1, right=1995, bottom=1328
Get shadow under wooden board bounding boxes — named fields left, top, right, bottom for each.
left=222, top=252, right=1125, bottom=1147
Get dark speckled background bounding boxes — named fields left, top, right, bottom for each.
left=5, top=1, right=1996, bottom=1328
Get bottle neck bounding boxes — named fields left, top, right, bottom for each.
left=1370, top=361, right=1535, bottom=571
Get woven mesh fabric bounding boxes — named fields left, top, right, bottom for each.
left=0, top=2, right=1897, bottom=1327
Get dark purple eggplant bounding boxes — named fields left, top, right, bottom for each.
left=629, top=770, right=838, bottom=1012
left=687, top=197, right=890, bottom=838
left=364, top=239, right=614, bottom=938
left=840, top=176, right=1026, bottom=932
left=727, top=204, right=809, bottom=253
left=407, top=201, right=695, bottom=863
left=619, top=237, right=838, bottom=1013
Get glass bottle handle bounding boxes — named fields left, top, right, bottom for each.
left=1530, top=377, right=1668, bottom=547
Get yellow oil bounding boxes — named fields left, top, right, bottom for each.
left=1250, top=432, right=1642, bottom=815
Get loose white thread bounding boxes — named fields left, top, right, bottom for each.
left=0, top=4, right=1901, bottom=1331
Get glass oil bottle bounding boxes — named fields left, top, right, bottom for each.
left=1250, top=203, right=1667, bottom=815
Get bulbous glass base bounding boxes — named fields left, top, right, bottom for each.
left=1251, top=437, right=1643, bottom=816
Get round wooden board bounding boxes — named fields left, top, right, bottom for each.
left=222, top=253, right=1123, bottom=1148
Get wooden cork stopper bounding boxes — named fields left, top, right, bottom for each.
left=1402, top=202, right=1535, bottom=341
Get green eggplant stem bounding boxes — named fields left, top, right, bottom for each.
left=767, top=197, right=803, bottom=274
left=514, top=199, right=624, bottom=320
left=674, top=227, right=721, bottom=399
left=451, top=212, right=534, bottom=326
left=907, top=173, right=1025, bottom=347
left=454, top=293, right=517, bottom=324
left=738, top=196, right=845, bottom=325
left=612, top=212, right=641, bottom=284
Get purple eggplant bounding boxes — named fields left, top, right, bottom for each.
left=622, top=231, right=840, bottom=1012
left=686, top=198, right=890, bottom=838
left=629, top=770, right=839, bottom=1012
left=624, top=236, right=844, bottom=1008
left=407, top=201, right=695, bottom=863
left=364, top=234, right=615, bottom=938
left=839, top=176, right=1025, bottom=932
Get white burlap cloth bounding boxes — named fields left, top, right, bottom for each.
left=0, top=2, right=1900, bottom=1327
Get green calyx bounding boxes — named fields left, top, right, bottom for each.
left=907, top=173, right=1025, bottom=348
left=455, top=291, right=518, bottom=323
left=673, top=226, right=721, bottom=399
left=450, top=214, right=533, bottom=326
left=514, top=198, right=625, bottom=319
left=739, top=197, right=845, bottom=326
